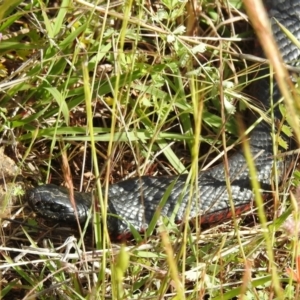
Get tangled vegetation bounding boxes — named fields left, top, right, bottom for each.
left=0, top=0, right=300, bottom=299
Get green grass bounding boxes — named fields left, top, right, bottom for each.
left=0, top=0, right=299, bottom=299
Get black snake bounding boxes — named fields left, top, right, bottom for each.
left=27, top=0, right=300, bottom=237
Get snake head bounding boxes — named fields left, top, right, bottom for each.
left=27, top=184, right=91, bottom=223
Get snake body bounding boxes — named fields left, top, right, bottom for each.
left=27, top=0, right=300, bottom=236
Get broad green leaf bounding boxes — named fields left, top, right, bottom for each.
left=0, top=0, right=22, bottom=22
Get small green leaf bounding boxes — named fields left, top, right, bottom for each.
left=45, top=87, right=69, bottom=125
left=173, top=25, right=186, bottom=35
left=280, top=124, right=293, bottom=138
left=115, top=245, right=130, bottom=282
left=277, top=135, right=288, bottom=150
left=224, top=96, right=236, bottom=115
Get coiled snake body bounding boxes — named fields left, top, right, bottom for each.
left=27, top=0, right=300, bottom=236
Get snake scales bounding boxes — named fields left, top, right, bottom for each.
left=27, top=0, right=300, bottom=237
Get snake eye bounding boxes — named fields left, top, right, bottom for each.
left=49, top=203, right=65, bottom=213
